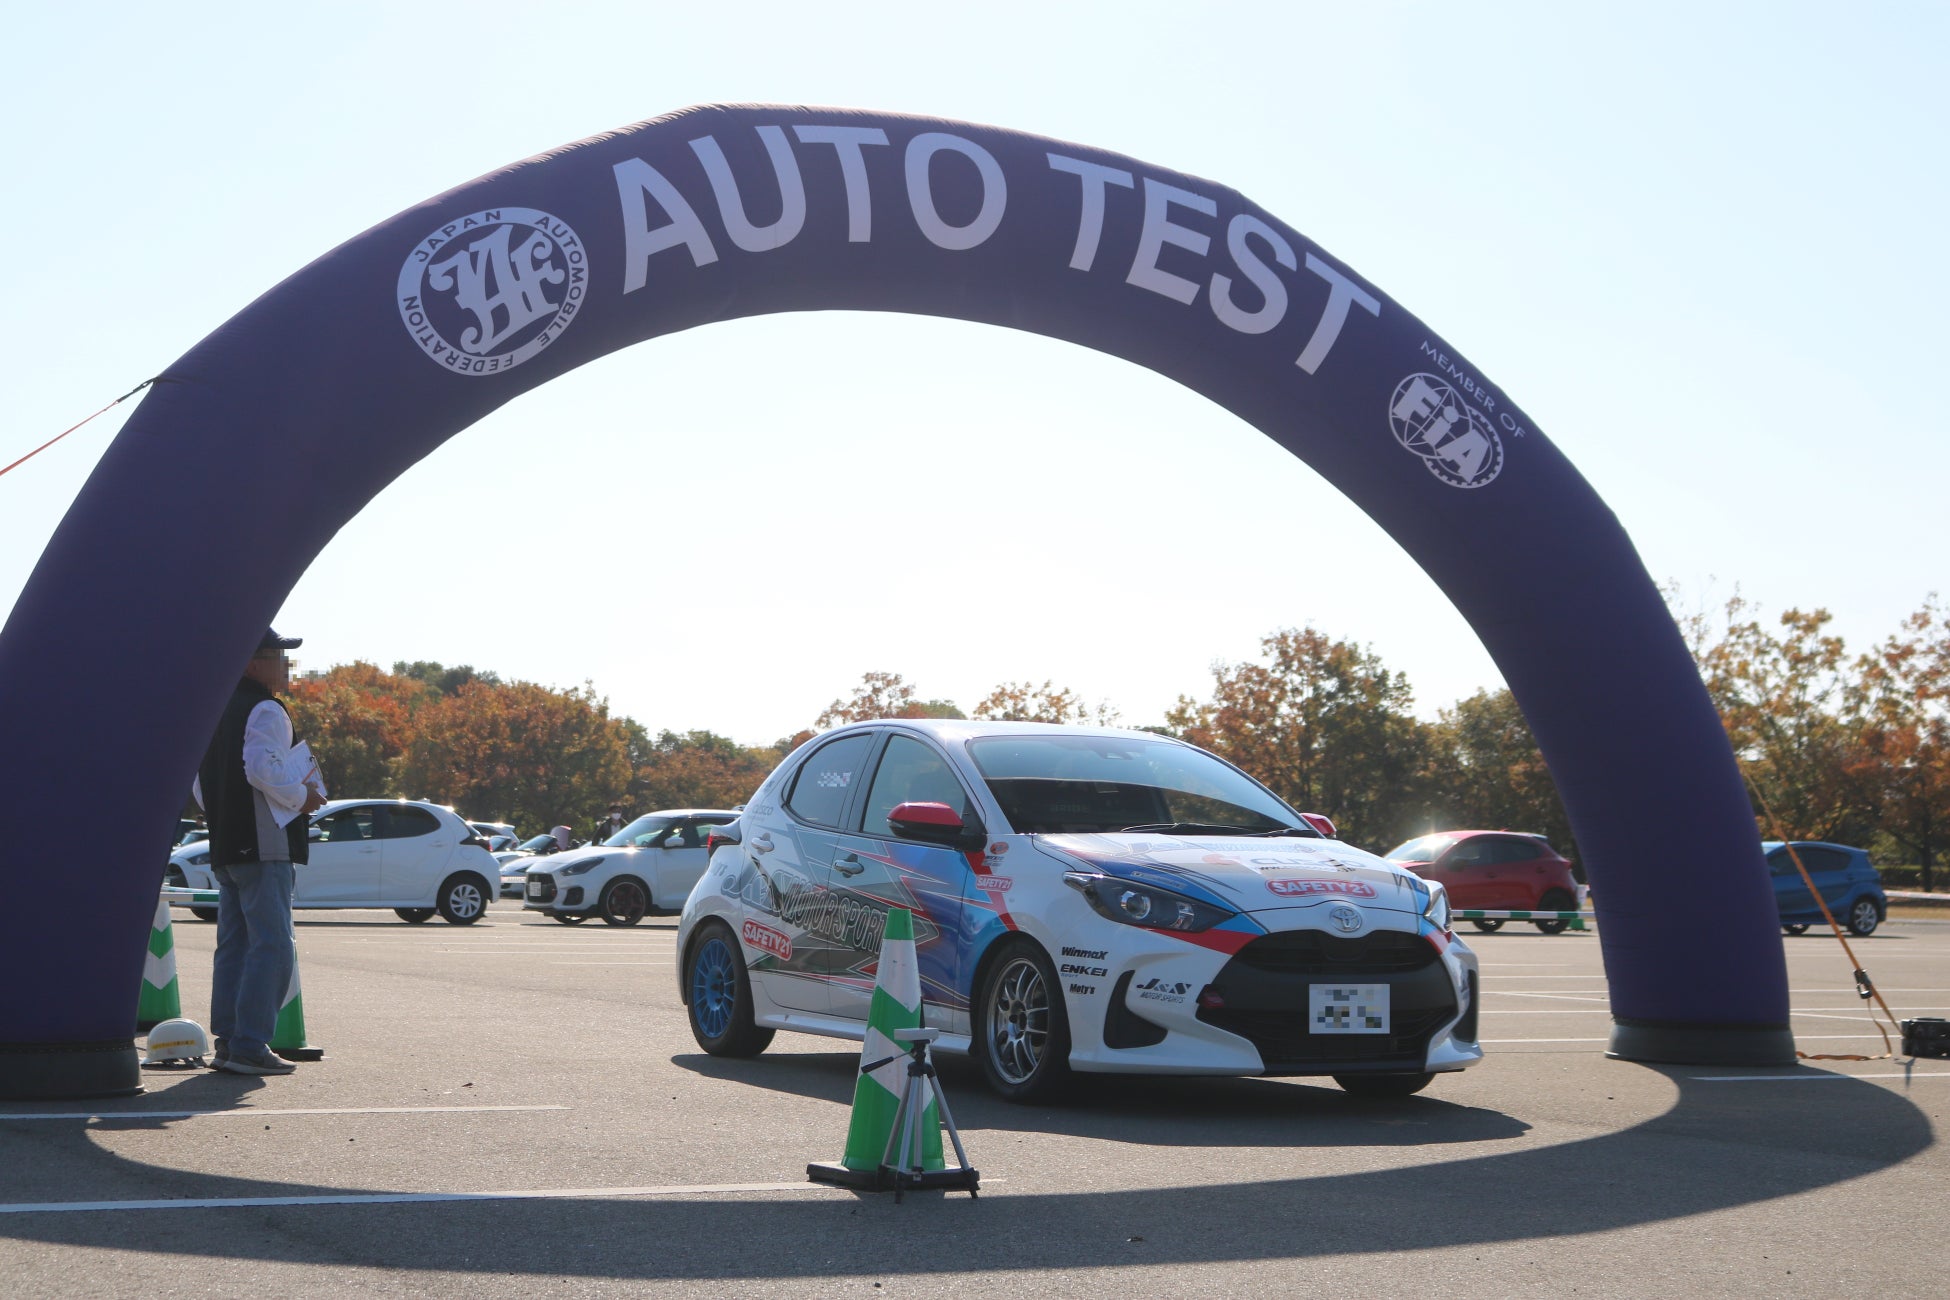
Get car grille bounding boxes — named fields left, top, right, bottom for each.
left=526, top=874, right=556, bottom=903
left=1196, top=929, right=1456, bottom=1072
left=1229, top=929, right=1438, bottom=976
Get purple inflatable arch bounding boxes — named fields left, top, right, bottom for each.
left=0, top=105, right=1792, bottom=1098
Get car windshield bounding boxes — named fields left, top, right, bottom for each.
left=1384, top=835, right=1456, bottom=863
left=516, top=834, right=557, bottom=852
left=965, top=734, right=1305, bottom=835
left=604, top=814, right=676, bottom=848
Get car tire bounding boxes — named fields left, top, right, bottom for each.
left=190, top=907, right=218, bottom=923
left=436, top=873, right=490, bottom=925
left=1335, top=1071, right=1436, bottom=1098
left=598, top=878, right=649, bottom=927
left=395, top=908, right=435, bottom=924
left=1469, top=918, right=1505, bottom=933
left=685, top=920, right=774, bottom=1057
left=975, top=940, right=1072, bottom=1104
left=1532, top=889, right=1577, bottom=935
left=553, top=913, right=588, bottom=925
left=1846, top=898, right=1881, bottom=937
left=1783, top=923, right=1810, bottom=936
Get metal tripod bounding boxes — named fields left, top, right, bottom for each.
left=868, top=1027, right=979, bottom=1201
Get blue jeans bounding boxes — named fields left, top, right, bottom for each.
left=210, top=859, right=296, bottom=1057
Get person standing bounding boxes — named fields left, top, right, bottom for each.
left=195, top=629, right=326, bottom=1076
left=595, top=803, right=627, bottom=841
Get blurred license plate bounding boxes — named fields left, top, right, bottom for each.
left=1309, top=984, right=1389, bottom=1034
left=525, top=880, right=544, bottom=897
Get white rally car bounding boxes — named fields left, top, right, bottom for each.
left=678, top=720, right=1480, bottom=1102
left=524, top=809, right=739, bottom=925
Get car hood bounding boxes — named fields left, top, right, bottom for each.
left=536, top=845, right=643, bottom=872
left=1036, top=832, right=1433, bottom=916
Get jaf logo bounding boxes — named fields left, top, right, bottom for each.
left=399, top=208, right=588, bottom=376
left=1388, top=372, right=1503, bottom=488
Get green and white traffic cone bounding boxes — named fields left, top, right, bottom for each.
left=269, top=951, right=324, bottom=1062
left=808, top=907, right=943, bottom=1187
left=135, top=894, right=182, bottom=1032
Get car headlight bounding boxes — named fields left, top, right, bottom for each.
left=1423, top=880, right=1451, bottom=931
left=1064, top=871, right=1234, bottom=933
left=187, top=853, right=210, bottom=867
left=556, top=857, right=601, bottom=876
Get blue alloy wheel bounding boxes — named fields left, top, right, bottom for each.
left=684, top=921, right=775, bottom=1058
left=692, top=938, right=736, bottom=1039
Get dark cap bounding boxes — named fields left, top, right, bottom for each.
left=257, top=628, right=303, bottom=652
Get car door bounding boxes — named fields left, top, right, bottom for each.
left=1435, top=838, right=1496, bottom=908
left=647, top=818, right=726, bottom=910
left=1768, top=846, right=1817, bottom=918
left=1797, top=846, right=1855, bottom=914
left=1484, top=836, right=1543, bottom=908
left=751, top=731, right=875, bottom=1013
left=377, top=804, right=453, bottom=905
left=826, top=732, right=978, bottom=1026
left=304, top=804, right=382, bottom=904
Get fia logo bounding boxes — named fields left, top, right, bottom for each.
left=398, top=208, right=588, bottom=376
left=1328, top=904, right=1365, bottom=934
left=1388, top=373, right=1503, bottom=489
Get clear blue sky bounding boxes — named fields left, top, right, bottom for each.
left=4, top=2, right=1944, bottom=746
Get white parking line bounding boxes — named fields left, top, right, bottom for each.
left=1484, top=1034, right=1898, bottom=1045
left=0, top=1105, right=570, bottom=1122
left=1691, top=1072, right=1950, bottom=1083
left=0, top=1180, right=817, bottom=1215
left=1489, top=992, right=1612, bottom=1003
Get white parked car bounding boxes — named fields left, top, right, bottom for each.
left=169, top=799, right=503, bottom=925
left=469, top=820, right=521, bottom=852
left=678, top=720, right=1480, bottom=1102
left=524, top=809, right=740, bottom=926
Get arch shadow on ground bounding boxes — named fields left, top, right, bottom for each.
left=0, top=1067, right=1931, bottom=1279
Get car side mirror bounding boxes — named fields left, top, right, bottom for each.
left=887, top=801, right=985, bottom=850
left=662, top=833, right=683, bottom=849
left=308, top=825, right=324, bottom=841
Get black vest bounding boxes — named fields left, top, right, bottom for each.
left=199, top=677, right=309, bottom=868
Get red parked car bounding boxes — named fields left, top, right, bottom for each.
left=1383, top=831, right=1581, bottom=934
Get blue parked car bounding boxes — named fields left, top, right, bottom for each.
left=1766, top=841, right=1887, bottom=936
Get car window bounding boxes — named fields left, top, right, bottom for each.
left=313, top=806, right=376, bottom=842
left=666, top=822, right=704, bottom=848
left=379, top=806, right=442, bottom=839
left=1778, top=845, right=1848, bottom=873
left=1447, top=839, right=1494, bottom=868
left=966, top=733, right=1300, bottom=834
left=787, top=733, right=874, bottom=828
left=1385, top=835, right=1455, bottom=863
left=1492, top=837, right=1541, bottom=864
left=858, top=735, right=971, bottom=836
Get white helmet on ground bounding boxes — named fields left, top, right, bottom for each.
left=143, top=1018, right=212, bottom=1067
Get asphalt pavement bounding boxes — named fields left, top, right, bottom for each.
left=2, top=900, right=1945, bottom=1298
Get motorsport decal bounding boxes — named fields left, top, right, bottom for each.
left=1268, top=878, right=1377, bottom=898
left=399, top=208, right=588, bottom=375
left=1134, top=977, right=1192, bottom=1004
left=742, top=919, right=792, bottom=960
left=975, top=876, right=1013, bottom=893
left=1388, top=371, right=1503, bottom=489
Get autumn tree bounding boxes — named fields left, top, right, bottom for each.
left=1166, top=627, right=1435, bottom=850
left=1422, top=688, right=1575, bottom=856
left=629, top=729, right=785, bottom=812
left=1856, top=599, right=1950, bottom=889
left=973, top=680, right=1120, bottom=726
left=392, top=661, right=502, bottom=699
left=816, top=671, right=964, bottom=729
left=285, top=661, right=425, bottom=798
left=397, top=679, right=630, bottom=832
left=1687, top=596, right=1879, bottom=843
